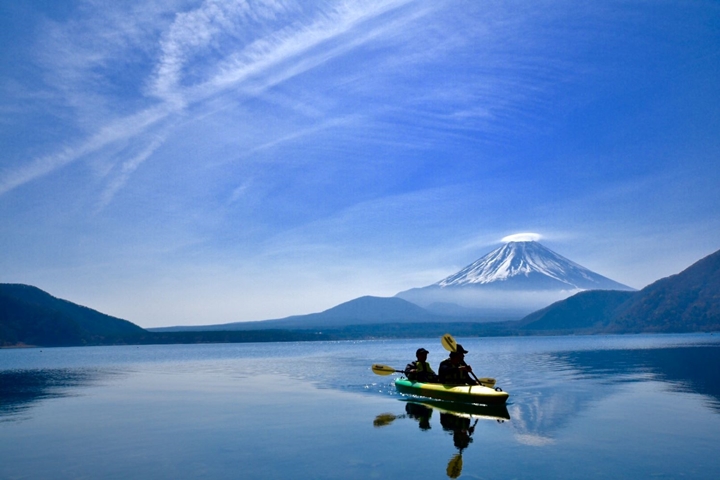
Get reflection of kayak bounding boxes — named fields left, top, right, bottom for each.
left=405, top=399, right=510, bottom=420
left=395, top=378, right=509, bottom=405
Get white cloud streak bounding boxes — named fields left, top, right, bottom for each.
left=1, top=0, right=420, bottom=199
left=96, top=134, right=169, bottom=211
left=193, top=0, right=420, bottom=98
left=0, top=104, right=173, bottom=196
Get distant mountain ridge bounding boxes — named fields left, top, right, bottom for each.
left=520, top=248, right=720, bottom=333
left=4, top=246, right=719, bottom=344
left=396, top=241, right=634, bottom=316
left=157, top=247, right=720, bottom=335
left=150, top=296, right=469, bottom=332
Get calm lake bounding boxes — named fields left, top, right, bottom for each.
left=2, top=334, right=720, bottom=479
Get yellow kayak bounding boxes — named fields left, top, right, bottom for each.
left=395, top=378, right=509, bottom=405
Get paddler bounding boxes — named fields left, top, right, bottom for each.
left=404, top=348, right=439, bottom=383
left=438, top=344, right=478, bottom=385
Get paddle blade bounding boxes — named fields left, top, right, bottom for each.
left=373, top=413, right=398, bottom=427
left=446, top=453, right=463, bottom=479
left=441, top=333, right=457, bottom=352
left=477, top=378, right=496, bottom=388
left=372, top=364, right=398, bottom=376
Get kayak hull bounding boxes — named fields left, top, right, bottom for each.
left=395, top=378, right=509, bottom=405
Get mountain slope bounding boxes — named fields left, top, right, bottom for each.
left=519, top=248, right=720, bottom=333
left=518, top=290, right=636, bottom=332
left=0, top=284, right=145, bottom=346
left=608, top=248, right=720, bottom=332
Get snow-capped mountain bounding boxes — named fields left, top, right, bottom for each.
left=436, top=241, right=632, bottom=290
left=395, top=240, right=634, bottom=319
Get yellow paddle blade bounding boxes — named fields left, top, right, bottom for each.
left=371, top=364, right=399, bottom=376
left=373, top=413, right=398, bottom=427
left=441, top=333, right=457, bottom=352
left=477, top=377, right=496, bottom=388
left=446, top=453, right=463, bottom=478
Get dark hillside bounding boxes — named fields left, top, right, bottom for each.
left=0, top=284, right=145, bottom=346
left=517, top=248, right=720, bottom=334
left=519, top=290, right=636, bottom=333
left=608, top=249, right=720, bottom=333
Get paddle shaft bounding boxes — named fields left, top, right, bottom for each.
left=462, top=360, right=482, bottom=385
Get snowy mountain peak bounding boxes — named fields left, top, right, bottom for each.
left=435, top=241, right=632, bottom=291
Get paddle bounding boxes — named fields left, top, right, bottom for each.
left=371, top=364, right=404, bottom=376
left=441, top=333, right=459, bottom=353
left=441, top=333, right=496, bottom=387
left=446, top=453, right=463, bottom=479
left=373, top=413, right=405, bottom=427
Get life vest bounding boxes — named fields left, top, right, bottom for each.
left=405, top=361, right=437, bottom=382
left=438, top=358, right=470, bottom=384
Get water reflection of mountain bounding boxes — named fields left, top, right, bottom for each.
left=507, top=379, right=608, bottom=446
left=556, top=345, right=720, bottom=412
left=508, top=344, right=720, bottom=444
left=0, top=369, right=100, bottom=420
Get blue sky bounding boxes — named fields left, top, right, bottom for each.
left=1, top=0, right=719, bottom=328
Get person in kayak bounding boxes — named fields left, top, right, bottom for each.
left=438, top=344, right=478, bottom=385
left=405, top=348, right=439, bottom=382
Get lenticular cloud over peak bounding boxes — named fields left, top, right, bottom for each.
left=501, top=233, right=542, bottom=243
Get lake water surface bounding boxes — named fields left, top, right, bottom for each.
left=2, top=334, right=720, bottom=479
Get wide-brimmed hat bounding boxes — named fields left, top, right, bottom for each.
left=416, top=348, right=429, bottom=355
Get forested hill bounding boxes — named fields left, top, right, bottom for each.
left=0, top=284, right=145, bottom=346
left=519, top=248, right=720, bottom=333
left=609, top=247, right=720, bottom=332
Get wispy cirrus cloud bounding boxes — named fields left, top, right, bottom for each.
left=1, top=0, right=421, bottom=201
left=96, top=132, right=170, bottom=212
left=3, top=0, right=595, bottom=204
left=0, top=104, right=173, bottom=196
left=192, top=0, right=423, bottom=98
